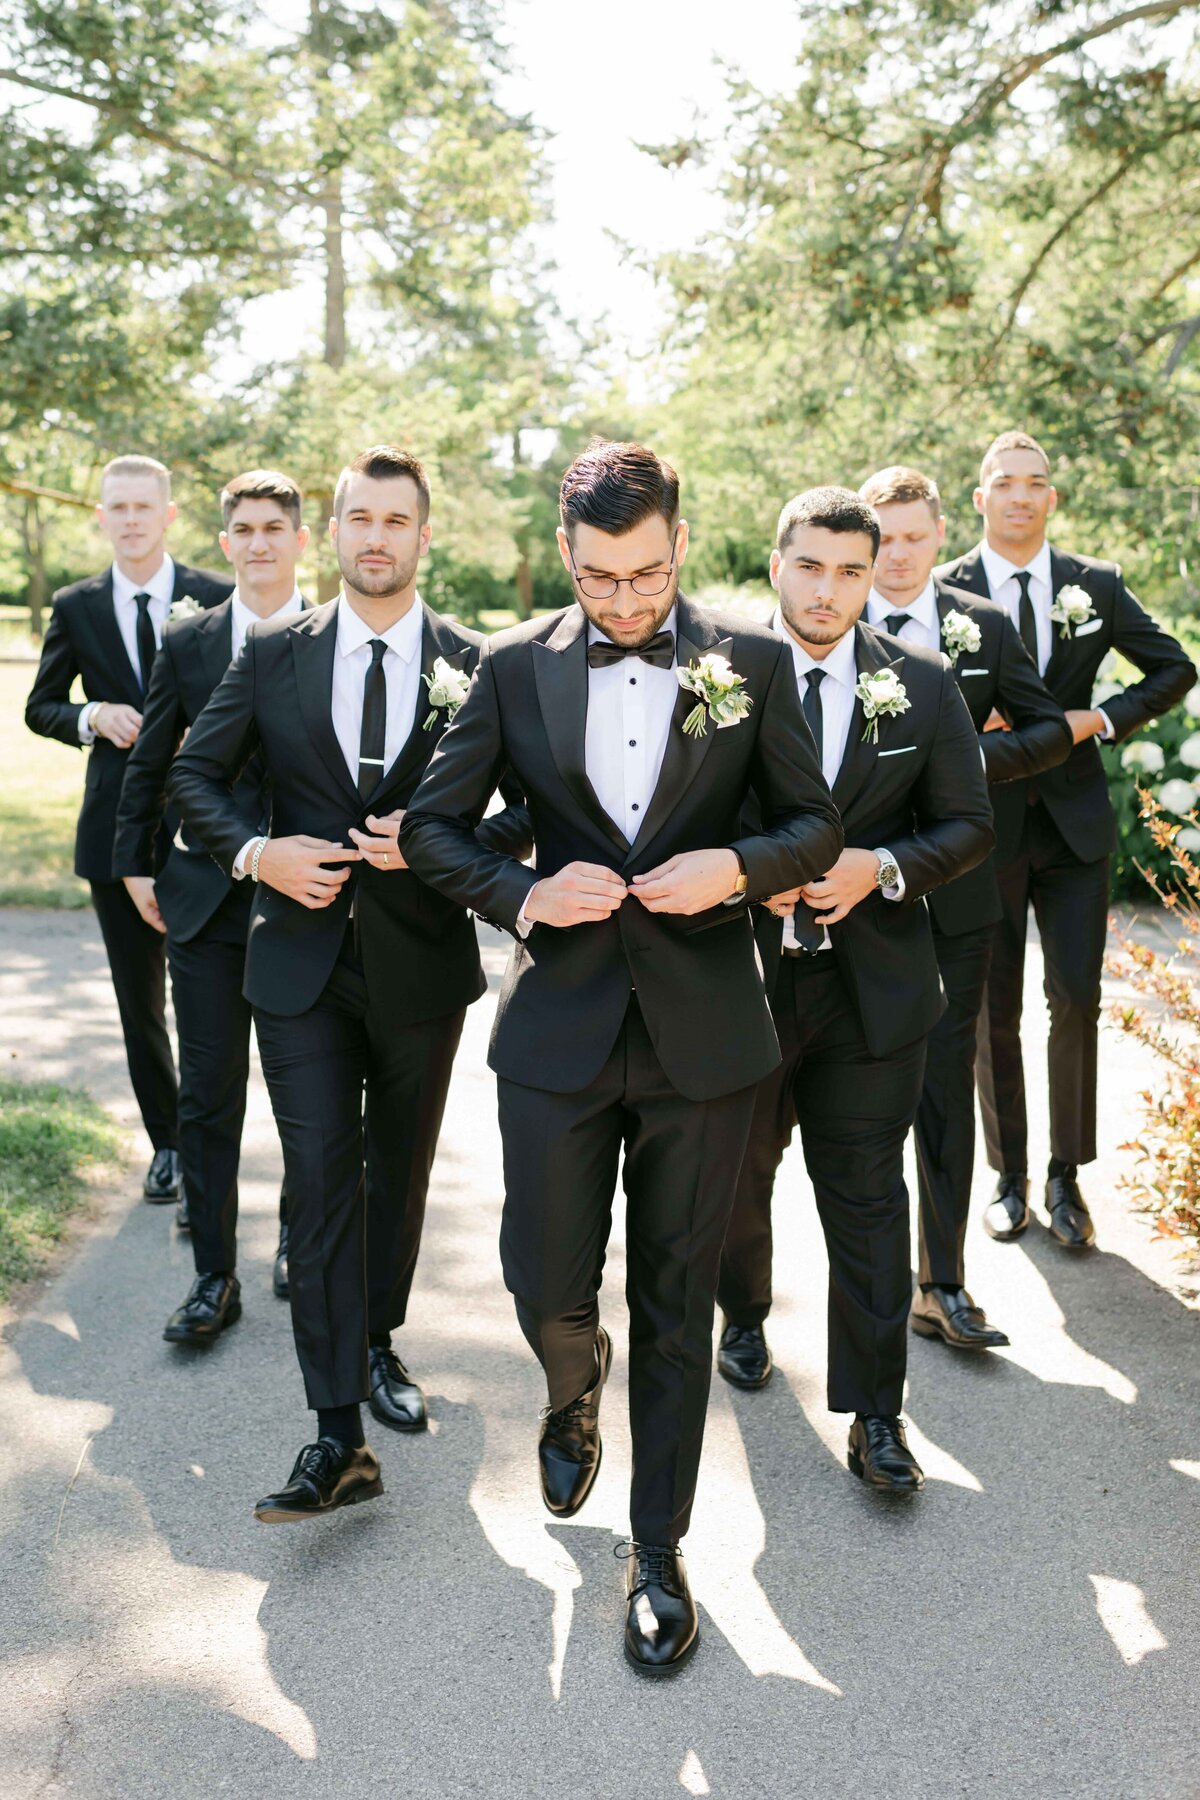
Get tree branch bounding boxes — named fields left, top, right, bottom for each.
left=0, top=473, right=92, bottom=509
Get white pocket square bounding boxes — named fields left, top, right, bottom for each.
left=959, top=667, right=990, bottom=676
left=1075, top=617, right=1103, bottom=636
left=877, top=744, right=917, bottom=758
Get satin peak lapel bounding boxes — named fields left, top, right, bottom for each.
left=533, top=606, right=629, bottom=855
left=89, top=572, right=143, bottom=704
left=1044, top=548, right=1093, bottom=688
left=833, top=624, right=903, bottom=817
left=372, top=606, right=472, bottom=806
left=289, top=602, right=362, bottom=809
left=625, top=607, right=729, bottom=863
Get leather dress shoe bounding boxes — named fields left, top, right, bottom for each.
left=367, top=1345, right=427, bottom=1432
left=272, top=1221, right=289, bottom=1299
left=254, top=1437, right=382, bottom=1523
left=983, top=1172, right=1030, bottom=1241
left=1045, top=1176, right=1096, bottom=1249
left=911, top=1285, right=1009, bottom=1350
left=848, top=1414, right=925, bottom=1493
left=717, top=1320, right=773, bottom=1389
left=621, top=1542, right=699, bottom=1675
left=163, top=1272, right=241, bottom=1344
left=538, top=1325, right=612, bottom=1518
left=175, top=1188, right=191, bottom=1232
left=143, top=1147, right=182, bottom=1202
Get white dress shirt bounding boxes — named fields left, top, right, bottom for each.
left=977, top=539, right=1110, bottom=738
left=772, top=608, right=901, bottom=951
left=865, top=580, right=939, bottom=651
left=230, top=586, right=304, bottom=660
left=79, top=555, right=176, bottom=741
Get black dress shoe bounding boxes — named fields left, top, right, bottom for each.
left=175, top=1188, right=191, bottom=1232
left=717, top=1320, right=773, bottom=1389
left=983, top=1172, right=1030, bottom=1241
left=538, top=1325, right=612, bottom=1518
left=1045, top=1176, right=1096, bottom=1249
left=143, top=1147, right=182, bottom=1202
left=254, top=1437, right=382, bottom=1523
left=848, top=1415, right=925, bottom=1493
left=367, top=1345, right=427, bottom=1432
left=621, top=1542, right=699, bottom=1675
left=272, top=1221, right=289, bottom=1299
left=911, top=1285, right=1010, bottom=1350
left=163, top=1272, right=241, bottom=1344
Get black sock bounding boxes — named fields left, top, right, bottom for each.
left=1048, top=1157, right=1077, bottom=1181
left=368, top=1332, right=391, bottom=1351
left=316, top=1403, right=364, bottom=1448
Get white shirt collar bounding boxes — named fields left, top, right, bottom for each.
left=112, top=554, right=174, bottom=608
left=231, top=586, right=304, bottom=629
left=772, top=606, right=859, bottom=687
left=586, top=603, right=678, bottom=651
left=866, top=579, right=936, bottom=630
left=980, top=538, right=1052, bottom=593
left=336, top=591, right=424, bottom=662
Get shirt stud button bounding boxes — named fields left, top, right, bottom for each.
left=632, top=803, right=640, bottom=811
left=629, top=738, right=636, bottom=747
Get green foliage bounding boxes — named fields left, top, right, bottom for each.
left=0, top=1078, right=124, bottom=1295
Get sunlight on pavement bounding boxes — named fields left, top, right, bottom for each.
left=1089, top=1575, right=1168, bottom=1666
left=990, top=1254, right=1137, bottom=1404
left=679, top=1748, right=711, bottom=1794
left=1169, top=1459, right=1200, bottom=1480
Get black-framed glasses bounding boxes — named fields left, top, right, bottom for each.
left=568, top=537, right=677, bottom=602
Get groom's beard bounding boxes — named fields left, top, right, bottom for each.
left=779, top=593, right=860, bottom=650
left=338, top=544, right=421, bottom=600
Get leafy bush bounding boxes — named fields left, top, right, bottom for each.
left=1096, top=630, right=1200, bottom=900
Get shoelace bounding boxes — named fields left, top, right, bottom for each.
left=540, top=1393, right=599, bottom=1429
left=188, top=1272, right=229, bottom=1309
left=290, top=1440, right=341, bottom=1485
left=722, top=1325, right=762, bottom=1347
left=372, top=1347, right=411, bottom=1383
left=614, top=1541, right=681, bottom=1591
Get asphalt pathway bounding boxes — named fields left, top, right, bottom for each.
left=1, top=907, right=1197, bottom=1799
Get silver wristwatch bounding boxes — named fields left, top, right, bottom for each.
left=873, top=849, right=900, bottom=891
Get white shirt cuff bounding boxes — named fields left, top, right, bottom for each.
left=78, top=701, right=99, bottom=744
left=878, top=848, right=905, bottom=902
left=515, top=883, right=538, bottom=937
left=233, top=837, right=260, bottom=880
left=1096, top=707, right=1115, bottom=742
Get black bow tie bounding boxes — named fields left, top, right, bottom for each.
left=586, top=630, right=674, bottom=671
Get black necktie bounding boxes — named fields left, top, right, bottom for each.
left=358, top=639, right=388, bottom=799
left=134, top=592, right=156, bottom=692
left=884, top=612, right=910, bottom=638
left=586, top=630, right=674, bottom=670
left=1015, top=571, right=1038, bottom=663
left=802, top=667, right=825, bottom=754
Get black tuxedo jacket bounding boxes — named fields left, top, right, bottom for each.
left=754, top=624, right=995, bottom=1056
left=400, top=596, right=844, bottom=1103
left=25, top=562, right=233, bottom=881
left=926, top=577, right=1071, bottom=936
left=112, top=597, right=308, bottom=943
left=167, top=598, right=531, bottom=1021
left=936, top=545, right=1195, bottom=864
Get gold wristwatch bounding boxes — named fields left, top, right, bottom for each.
left=730, top=852, right=749, bottom=898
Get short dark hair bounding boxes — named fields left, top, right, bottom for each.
left=776, top=486, right=880, bottom=558
left=859, top=465, right=941, bottom=520
left=334, top=445, right=431, bottom=521
left=559, top=440, right=679, bottom=539
left=220, top=468, right=303, bottom=530
left=979, top=431, right=1050, bottom=485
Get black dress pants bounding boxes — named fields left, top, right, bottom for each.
left=89, top=879, right=178, bottom=1151
left=498, top=997, right=757, bottom=1546
left=718, top=953, right=926, bottom=1418
left=254, top=929, right=465, bottom=1411
left=976, top=801, right=1109, bottom=1173
left=167, top=890, right=286, bottom=1276
left=914, top=922, right=994, bottom=1289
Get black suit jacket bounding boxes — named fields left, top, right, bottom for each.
left=925, top=577, right=1071, bottom=936
left=168, top=597, right=531, bottom=1021
left=400, top=596, right=844, bottom=1103
left=936, top=545, right=1195, bottom=864
left=25, top=562, right=233, bottom=881
left=754, top=624, right=995, bottom=1056
left=113, top=597, right=307, bottom=943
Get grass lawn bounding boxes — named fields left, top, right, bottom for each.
left=0, top=1079, right=126, bottom=1298
left=0, top=662, right=90, bottom=907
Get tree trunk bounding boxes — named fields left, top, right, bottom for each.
left=322, top=178, right=346, bottom=369
left=20, top=495, right=47, bottom=640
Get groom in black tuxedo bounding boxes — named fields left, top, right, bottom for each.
left=858, top=465, right=1072, bottom=1352
left=939, top=431, right=1194, bottom=1249
left=170, top=445, right=530, bottom=1523
left=114, top=470, right=310, bottom=1344
left=402, top=441, right=841, bottom=1674
left=716, top=487, right=994, bottom=1494
left=25, top=455, right=231, bottom=1202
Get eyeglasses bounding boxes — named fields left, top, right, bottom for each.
left=568, top=538, right=677, bottom=601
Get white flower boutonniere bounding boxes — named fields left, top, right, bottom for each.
left=422, top=656, right=472, bottom=730
left=168, top=597, right=201, bottom=622
left=856, top=667, right=910, bottom=744
left=676, top=652, right=753, bottom=739
left=1049, top=584, right=1095, bottom=640
left=941, top=609, right=982, bottom=665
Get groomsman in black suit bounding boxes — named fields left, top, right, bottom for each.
left=716, top=488, right=994, bottom=1493
left=170, top=445, right=530, bottom=1523
left=402, top=441, right=841, bottom=1674
left=114, top=470, right=309, bottom=1343
left=858, top=465, right=1072, bottom=1351
left=938, top=432, right=1194, bottom=1249
left=25, top=456, right=231, bottom=1201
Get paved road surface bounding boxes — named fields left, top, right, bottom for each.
left=1, top=908, right=1197, bottom=1798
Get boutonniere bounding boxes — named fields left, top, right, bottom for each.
left=422, top=655, right=471, bottom=730
left=1049, top=585, right=1095, bottom=640
left=168, top=597, right=201, bottom=622
left=676, top=652, right=753, bottom=739
left=856, top=667, right=911, bottom=743
left=941, top=609, right=982, bottom=665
